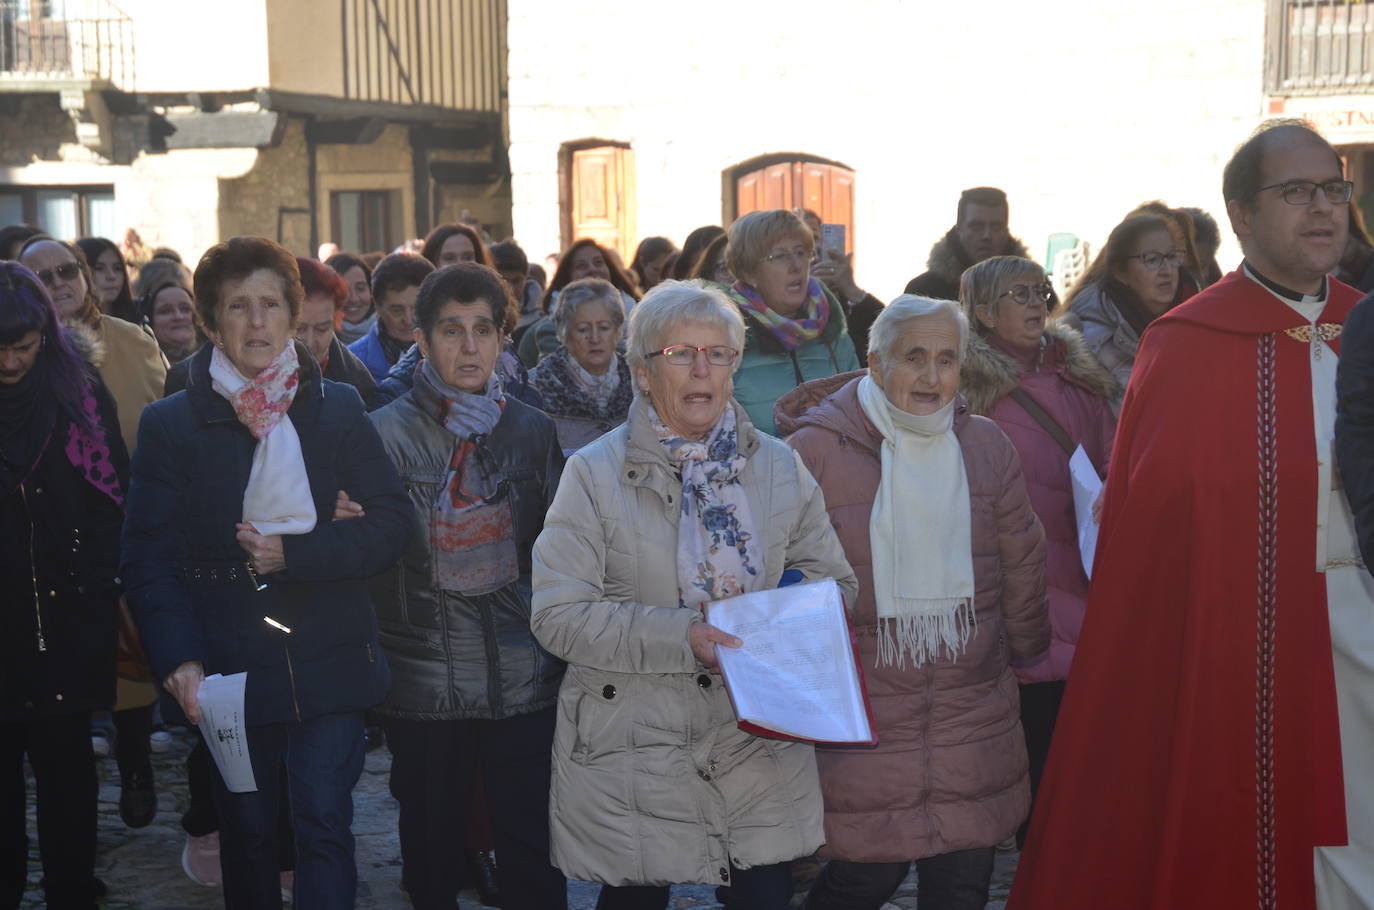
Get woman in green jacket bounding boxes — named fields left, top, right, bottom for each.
left=724, top=210, right=859, bottom=436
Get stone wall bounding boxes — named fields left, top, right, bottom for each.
left=0, top=95, right=77, bottom=167
left=219, top=117, right=312, bottom=254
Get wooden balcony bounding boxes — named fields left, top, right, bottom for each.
left=341, top=0, right=505, bottom=113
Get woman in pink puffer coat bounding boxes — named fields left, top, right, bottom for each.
left=957, top=256, right=1118, bottom=846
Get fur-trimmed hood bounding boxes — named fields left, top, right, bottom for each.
left=62, top=318, right=105, bottom=369
left=959, top=324, right=1119, bottom=417
left=925, top=229, right=1033, bottom=284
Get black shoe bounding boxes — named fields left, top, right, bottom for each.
left=119, top=768, right=157, bottom=828
left=464, top=849, right=501, bottom=907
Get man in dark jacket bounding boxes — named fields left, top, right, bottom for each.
left=367, top=263, right=567, bottom=910
left=1337, top=293, right=1374, bottom=567
left=905, top=187, right=1032, bottom=300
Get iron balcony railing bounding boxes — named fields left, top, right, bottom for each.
left=0, top=0, right=133, bottom=86
left=1268, top=0, right=1374, bottom=95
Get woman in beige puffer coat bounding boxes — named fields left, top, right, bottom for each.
left=531, top=281, right=857, bottom=909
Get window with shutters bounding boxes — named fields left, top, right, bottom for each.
left=1267, top=0, right=1374, bottom=95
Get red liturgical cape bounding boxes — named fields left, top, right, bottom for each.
left=1009, top=269, right=1357, bottom=910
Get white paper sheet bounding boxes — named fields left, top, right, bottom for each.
left=1069, top=445, right=1104, bottom=580
left=196, top=672, right=257, bottom=793
left=705, top=579, right=873, bottom=744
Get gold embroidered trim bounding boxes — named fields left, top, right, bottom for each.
left=1282, top=323, right=1342, bottom=344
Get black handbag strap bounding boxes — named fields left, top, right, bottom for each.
left=1009, top=387, right=1076, bottom=457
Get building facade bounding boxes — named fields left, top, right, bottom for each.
left=0, top=0, right=512, bottom=262
left=508, top=0, right=1371, bottom=299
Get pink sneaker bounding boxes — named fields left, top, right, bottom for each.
left=181, top=832, right=222, bottom=887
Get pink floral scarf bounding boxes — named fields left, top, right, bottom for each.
left=211, top=343, right=300, bottom=440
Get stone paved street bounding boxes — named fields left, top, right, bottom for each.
left=20, top=728, right=1014, bottom=909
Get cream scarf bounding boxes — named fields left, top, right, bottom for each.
left=857, top=374, right=975, bottom=668
left=210, top=344, right=317, bottom=537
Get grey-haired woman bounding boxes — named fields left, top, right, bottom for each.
left=527, top=278, right=634, bottom=453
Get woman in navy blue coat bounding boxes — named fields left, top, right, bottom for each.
left=121, top=236, right=413, bottom=910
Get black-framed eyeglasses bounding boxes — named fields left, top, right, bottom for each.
left=1254, top=179, right=1354, bottom=206
left=997, top=283, right=1054, bottom=306
left=33, top=262, right=81, bottom=288
left=645, top=344, right=739, bottom=367
left=1126, top=251, right=1186, bottom=272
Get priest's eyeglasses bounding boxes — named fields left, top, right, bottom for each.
left=1254, top=179, right=1354, bottom=206
left=646, top=344, right=739, bottom=367
left=997, top=283, right=1055, bottom=306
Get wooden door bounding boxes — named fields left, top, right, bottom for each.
left=733, top=159, right=855, bottom=255
left=569, top=145, right=636, bottom=263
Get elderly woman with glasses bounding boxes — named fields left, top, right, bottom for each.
left=775, top=295, right=1048, bottom=910
left=19, top=236, right=167, bottom=459
left=527, top=277, right=634, bottom=453
left=957, top=256, right=1117, bottom=847
left=724, top=210, right=860, bottom=437
left=1060, top=214, right=1185, bottom=410
left=531, top=280, right=856, bottom=910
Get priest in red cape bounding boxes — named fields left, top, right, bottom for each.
left=1009, top=120, right=1374, bottom=910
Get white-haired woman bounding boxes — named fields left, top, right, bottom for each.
left=775, top=295, right=1049, bottom=910
left=531, top=280, right=857, bottom=910
left=527, top=278, right=634, bottom=453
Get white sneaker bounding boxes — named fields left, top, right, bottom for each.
left=149, top=729, right=174, bottom=753
left=91, top=733, right=111, bottom=758
left=181, top=832, right=222, bottom=887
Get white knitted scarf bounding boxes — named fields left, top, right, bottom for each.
left=857, top=374, right=975, bottom=668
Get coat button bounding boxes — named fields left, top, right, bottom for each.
left=719, top=867, right=729, bottom=882
left=696, top=674, right=711, bottom=689
left=627, top=470, right=637, bottom=479
left=48, top=590, right=56, bottom=598
left=55, top=694, right=62, bottom=701
left=698, top=769, right=711, bottom=781
left=602, top=684, right=617, bottom=699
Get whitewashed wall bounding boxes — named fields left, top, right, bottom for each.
left=509, top=0, right=1266, bottom=298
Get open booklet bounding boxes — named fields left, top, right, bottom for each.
left=705, top=578, right=876, bottom=745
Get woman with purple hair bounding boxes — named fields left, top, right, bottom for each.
left=0, top=261, right=128, bottom=909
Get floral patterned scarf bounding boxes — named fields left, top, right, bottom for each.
left=728, top=277, right=831, bottom=352
left=411, top=359, right=518, bottom=596
left=210, top=343, right=316, bottom=536
left=650, top=403, right=763, bottom=609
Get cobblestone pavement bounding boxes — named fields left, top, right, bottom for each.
left=20, top=728, right=1014, bottom=909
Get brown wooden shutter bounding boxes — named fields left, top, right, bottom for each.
left=732, top=158, right=855, bottom=255
left=570, top=146, right=636, bottom=263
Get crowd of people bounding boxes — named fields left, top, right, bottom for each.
left=2, top=115, right=1373, bottom=910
